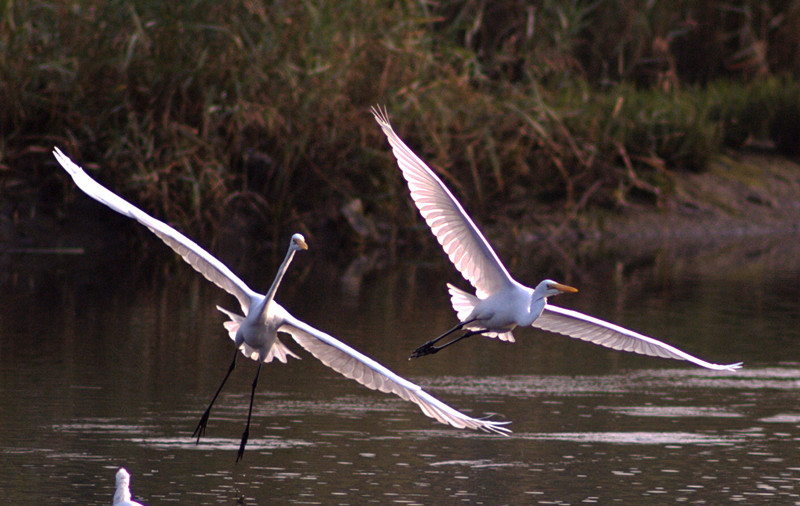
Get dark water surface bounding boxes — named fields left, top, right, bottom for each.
left=2, top=233, right=799, bottom=504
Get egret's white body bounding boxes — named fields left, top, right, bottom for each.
left=371, top=107, right=741, bottom=371
left=55, top=149, right=509, bottom=461
left=113, top=468, right=144, bottom=506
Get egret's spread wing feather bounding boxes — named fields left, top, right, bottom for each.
left=372, top=107, right=513, bottom=297
left=536, top=305, right=743, bottom=371
left=275, top=305, right=510, bottom=435
left=54, top=148, right=257, bottom=312
left=447, top=283, right=478, bottom=321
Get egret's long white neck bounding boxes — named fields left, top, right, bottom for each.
left=530, top=282, right=550, bottom=306
left=252, top=245, right=297, bottom=320
left=113, top=483, right=131, bottom=504
left=113, top=470, right=131, bottom=504
left=113, top=489, right=131, bottom=504
left=526, top=284, right=549, bottom=323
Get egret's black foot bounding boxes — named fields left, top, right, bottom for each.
left=410, top=342, right=440, bottom=359
left=192, top=409, right=211, bottom=443
left=236, top=428, right=249, bottom=462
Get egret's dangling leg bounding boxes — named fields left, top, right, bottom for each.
left=237, top=361, right=263, bottom=462
left=193, top=348, right=238, bottom=442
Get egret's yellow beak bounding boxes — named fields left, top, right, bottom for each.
left=295, top=238, right=308, bottom=250
left=551, top=282, right=578, bottom=293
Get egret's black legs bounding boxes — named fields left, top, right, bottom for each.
left=193, top=348, right=238, bottom=443
left=410, top=320, right=483, bottom=358
left=237, top=361, right=263, bottom=462
left=409, top=321, right=467, bottom=358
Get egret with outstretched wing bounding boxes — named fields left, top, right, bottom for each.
left=54, top=148, right=510, bottom=462
left=371, top=107, right=741, bottom=371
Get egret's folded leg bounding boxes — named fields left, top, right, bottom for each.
left=410, top=318, right=479, bottom=358
left=410, top=319, right=479, bottom=358
left=410, top=329, right=485, bottom=358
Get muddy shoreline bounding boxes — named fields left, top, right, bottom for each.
left=492, top=151, right=800, bottom=251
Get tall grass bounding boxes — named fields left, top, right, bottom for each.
left=3, top=0, right=800, bottom=247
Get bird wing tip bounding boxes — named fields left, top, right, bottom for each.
left=709, top=361, right=743, bottom=371
left=477, top=416, right=512, bottom=436
left=53, top=146, right=68, bottom=162
left=370, top=104, right=390, bottom=126
left=487, top=424, right=512, bottom=436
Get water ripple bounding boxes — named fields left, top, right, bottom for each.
left=516, top=431, right=747, bottom=445
left=598, top=406, right=744, bottom=418
left=416, top=366, right=800, bottom=397
left=429, top=459, right=527, bottom=469
left=129, top=436, right=313, bottom=451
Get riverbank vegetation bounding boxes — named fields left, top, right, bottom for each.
left=3, top=1, right=800, bottom=249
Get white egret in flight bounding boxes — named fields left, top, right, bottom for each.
left=54, top=149, right=509, bottom=461
left=113, top=468, right=144, bottom=506
left=371, top=107, right=741, bottom=371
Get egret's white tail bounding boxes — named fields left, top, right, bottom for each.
left=446, top=284, right=515, bottom=342
left=216, top=306, right=300, bottom=363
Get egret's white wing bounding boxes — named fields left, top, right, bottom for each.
left=275, top=305, right=510, bottom=435
left=54, top=148, right=258, bottom=312
left=372, top=107, right=514, bottom=298
left=535, top=305, right=743, bottom=371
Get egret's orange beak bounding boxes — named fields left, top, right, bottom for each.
left=551, top=282, right=578, bottom=293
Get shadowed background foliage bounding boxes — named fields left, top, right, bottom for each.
left=3, top=0, right=800, bottom=252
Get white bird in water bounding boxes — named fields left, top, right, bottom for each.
left=113, top=468, right=144, bottom=506
left=54, top=148, right=510, bottom=461
left=371, top=107, right=741, bottom=371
